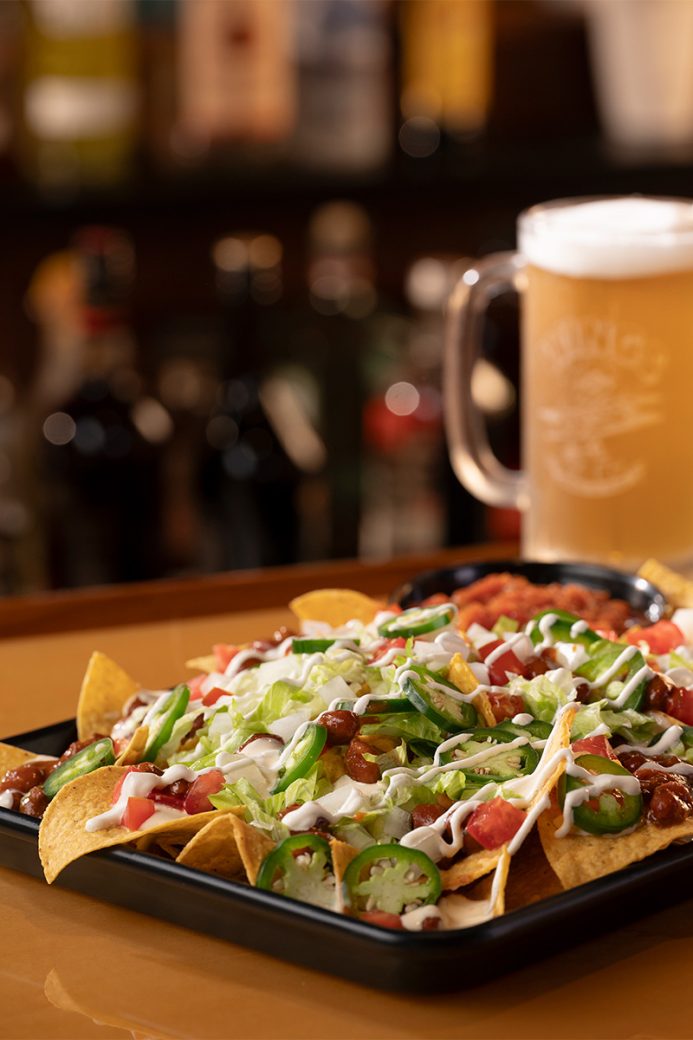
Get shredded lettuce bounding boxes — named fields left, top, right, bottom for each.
left=209, top=766, right=329, bottom=842
left=360, top=712, right=446, bottom=746
left=493, top=615, right=519, bottom=637
left=508, top=671, right=575, bottom=722
left=570, top=700, right=659, bottom=744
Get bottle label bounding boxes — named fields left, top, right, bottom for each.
left=25, top=78, right=137, bottom=139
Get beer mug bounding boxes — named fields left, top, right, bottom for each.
left=444, top=195, right=693, bottom=570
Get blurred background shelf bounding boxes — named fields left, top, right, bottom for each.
left=2, top=0, right=693, bottom=597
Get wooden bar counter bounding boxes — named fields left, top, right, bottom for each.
left=1, top=546, right=692, bottom=1040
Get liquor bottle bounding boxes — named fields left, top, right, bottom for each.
left=175, top=0, right=296, bottom=166
left=293, top=0, right=391, bottom=171
left=200, top=232, right=301, bottom=570
left=38, top=228, right=167, bottom=586
left=399, top=0, right=493, bottom=157
left=289, top=201, right=377, bottom=559
left=19, top=0, right=139, bottom=193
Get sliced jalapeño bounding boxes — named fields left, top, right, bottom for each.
left=528, top=609, right=601, bottom=649
left=256, top=834, right=335, bottom=909
left=291, top=638, right=361, bottom=654
left=401, top=665, right=477, bottom=732
left=343, top=844, right=441, bottom=916
left=142, top=684, right=191, bottom=763
left=559, top=752, right=642, bottom=835
left=378, top=605, right=455, bottom=640
left=43, top=737, right=116, bottom=800
left=271, top=722, right=327, bottom=794
left=439, top=727, right=539, bottom=783
left=575, top=640, right=648, bottom=711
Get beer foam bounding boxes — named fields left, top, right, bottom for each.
left=519, top=197, right=693, bottom=279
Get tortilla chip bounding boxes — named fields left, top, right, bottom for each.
left=491, top=845, right=510, bottom=916
left=38, top=766, right=226, bottom=883
left=289, top=588, right=382, bottom=627
left=114, top=726, right=148, bottom=766
left=440, top=846, right=503, bottom=891
left=533, top=703, right=577, bottom=803
left=175, top=810, right=248, bottom=879
left=503, top=828, right=562, bottom=912
left=638, top=558, right=691, bottom=607
left=448, top=653, right=496, bottom=727
left=226, top=815, right=275, bottom=884
left=538, top=805, right=693, bottom=890
left=330, top=839, right=358, bottom=885
left=76, top=652, right=139, bottom=741
left=185, top=655, right=217, bottom=674
left=0, top=741, right=46, bottom=775
left=438, top=849, right=510, bottom=927
left=448, top=653, right=479, bottom=696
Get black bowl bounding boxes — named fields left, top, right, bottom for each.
left=393, top=559, right=667, bottom=623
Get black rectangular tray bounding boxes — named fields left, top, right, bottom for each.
left=2, top=718, right=693, bottom=992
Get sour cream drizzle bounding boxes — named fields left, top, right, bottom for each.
left=555, top=761, right=641, bottom=838
left=86, top=764, right=199, bottom=832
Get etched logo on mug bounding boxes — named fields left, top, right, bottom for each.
left=537, top=316, right=667, bottom=497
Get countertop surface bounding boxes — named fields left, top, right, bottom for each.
left=1, top=550, right=692, bottom=1040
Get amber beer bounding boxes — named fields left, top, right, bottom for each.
left=445, top=196, right=693, bottom=570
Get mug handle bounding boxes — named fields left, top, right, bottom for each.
left=443, top=251, right=530, bottom=511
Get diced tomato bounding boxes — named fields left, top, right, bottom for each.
left=478, top=639, right=525, bottom=686
left=370, top=637, right=406, bottom=663
left=184, top=769, right=225, bottom=814
left=572, top=736, right=618, bottom=761
left=187, top=674, right=207, bottom=700
left=487, top=692, right=525, bottom=723
left=626, top=620, right=684, bottom=655
left=111, top=766, right=137, bottom=804
left=385, top=603, right=403, bottom=614
left=594, top=627, right=619, bottom=642
left=122, top=796, right=155, bottom=831
left=149, top=790, right=185, bottom=809
left=359, top=911, right=404, bottom=929
left=202, top=686, right=228, bottom=707
left=422, top=594, right=450, bottom=607
left=667, top=687, right=693, bottom=726
left=465, top=797, right=527, bottom=850
left=213, top=643, right=239, bottom=671
left=113, top=737, right=129, bottom=756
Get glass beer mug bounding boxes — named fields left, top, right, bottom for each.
left=444, top=195, right=693, bottom=571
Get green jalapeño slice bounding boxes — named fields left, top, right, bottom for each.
left=401, top=664, right=477, bottom=732
left=142, top=684, right=191, bottom=763
left=343, top=844, right=441, bottom=916
left=575, top=640, right=648, bottom=711
left=291, top=638, right=361, bottom=654
left=528, top=608, right=600, bottom=649
left=559, top=753, right=642, bottom=835
left=256, top=834, right=335, bottom=909
left=43, top=737, right=116, bottom=800
left=439, top=727, right=539, bottom=784
left=378, top=604, right=455, bottom=640
left=271, top=722, right=327, bottom=794
left=495, top=719, right=552, bottom=741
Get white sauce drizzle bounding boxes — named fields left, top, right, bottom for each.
left=620, top=726, right=683, bottom=756
left=86, top=764, right=199, bottom=832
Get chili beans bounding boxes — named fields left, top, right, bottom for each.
left=0, top=759, right=56, bottom=795
left=19, top=786, right=50, bottom=818
left=317, top=710, right=360, bottom=746
left=345, top=738, right=380, bottom=784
